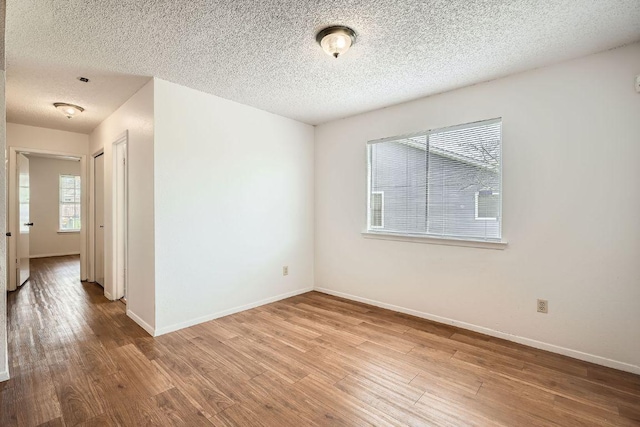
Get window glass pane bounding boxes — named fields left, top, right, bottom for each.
left=61, top=176, right=75, bottom=188
left=61, top=203, right=75, bottom=217
left=477, top=191, right=499, bottom=219
left=369, top=135, right=428, bottom=233
left=61, top=188, right=75, bottom=202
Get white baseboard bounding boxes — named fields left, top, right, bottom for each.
left=154, top=287, right=314, bottom=336
left=127, top=309, right=156, bottom=336
left=30, top=252, right=80, bottom=259
left=314, top=287, right=640, bottom=375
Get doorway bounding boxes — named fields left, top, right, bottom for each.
left=89, top=132, right=128, bottom=301
left=7, top=147, right=87, bottom=291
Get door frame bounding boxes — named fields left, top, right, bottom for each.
left=88, top=148, right=104, bottom=284
left=88, top=130, right=128, bottom=300
left=7, top=146, right=88, bottom=291
left=112, top=134, right=128, bottom=300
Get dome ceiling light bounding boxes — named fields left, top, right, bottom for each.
left=316, top=26, right=357, bottom=58
left=54, top=102, right=84, bottom=119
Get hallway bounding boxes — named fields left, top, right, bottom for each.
left=0, top=256, right=175, bottom=426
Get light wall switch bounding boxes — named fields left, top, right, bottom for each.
left=636, top=74, right=640, bottom=93
left=283, top=266, right=289, bottom=276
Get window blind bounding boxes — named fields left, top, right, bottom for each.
left=370, top=192, right=384, bottom=228
left=367, top=119, right=502, bottom=241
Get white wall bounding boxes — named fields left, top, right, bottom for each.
left=153, top=78, right=314, bottom=334
left=7, top=122, right=89, bottom=154
left=89, top=79, right=155, bottom=333
left=315, top=43, right=640, bottom=373
left=28, top=156, right=81, bottom=258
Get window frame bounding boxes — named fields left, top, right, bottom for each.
left=59, top=174, right=81, bottom=232
left=365, top=118, right=506, bottom=248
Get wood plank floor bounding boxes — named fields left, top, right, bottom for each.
left=1, top=256, right=639, bottom=426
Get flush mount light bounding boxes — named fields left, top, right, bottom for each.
left=54, top=102, right=84, bottom=119
left=316, top=26, right=356, bottom=58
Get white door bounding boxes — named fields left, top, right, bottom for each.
left=95, top=153, right=105, bottom=286
left=17, top=153, right=31, bottom=286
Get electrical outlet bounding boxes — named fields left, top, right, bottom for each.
left=636, top=74, right=640, bottom=93
left=283, top=266, right=288, bottom=276
left=537, top=299, right=548, bottom=314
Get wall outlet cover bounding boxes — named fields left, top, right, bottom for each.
left=537, top=299, right=548, bottom=314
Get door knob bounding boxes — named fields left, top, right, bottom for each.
left=99, top=225, right=104, bottom=228
left=24, top=222, right=34, bottom=226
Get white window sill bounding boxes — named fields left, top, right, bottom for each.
left=57, top=230, right=80, bottom=234
left=362, top=231, right=508, bottom=250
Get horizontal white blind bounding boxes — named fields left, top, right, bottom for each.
left=370, top=192, right=384, bottom=227
left=368, top=119, right=502, bottom=241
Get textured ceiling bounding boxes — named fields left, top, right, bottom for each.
left=7, top=65, right=150, bottom=134
left=7, top=0, right=640, bottom=134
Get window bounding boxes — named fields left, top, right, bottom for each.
left=367, top=118, right=502, bottom=241
left=370, top=191, right=384, bottom=228
left=59, top=175, right=81, bottom=231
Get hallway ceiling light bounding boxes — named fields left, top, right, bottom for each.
left=54, top=102, right=85, bottom=119
left=316, top=26, right=356, bottom=58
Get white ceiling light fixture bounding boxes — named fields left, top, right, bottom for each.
left=53, top=102, right=84, bottom=119
left=316, top=26, right=356, bottom=58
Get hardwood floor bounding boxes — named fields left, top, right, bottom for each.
left=1, top=256, right=639, bottom=426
